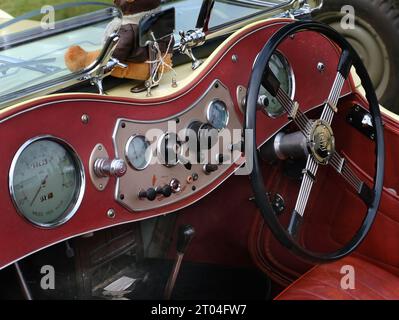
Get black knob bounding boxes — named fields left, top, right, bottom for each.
left=203, top=164, right=218, bottom=174
left=157, top=185, right=172, bottom=197
left=176, top=225, right=195, bottom=254
left=139, top=188, right=157, bottom=201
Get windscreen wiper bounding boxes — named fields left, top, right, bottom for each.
left=0, top=56, right=60, bottom=75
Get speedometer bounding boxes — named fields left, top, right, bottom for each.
left=9, top=136, right=85, bottom=228
left=260, top=51, right=295, bottom=118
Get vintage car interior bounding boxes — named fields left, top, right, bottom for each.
left=0, top=0, right=398, bottom=300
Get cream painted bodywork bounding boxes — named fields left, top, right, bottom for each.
left=0, top=9, right=13, bottom=19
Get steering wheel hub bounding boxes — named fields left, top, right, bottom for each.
left=309, top=120, right=335, bottom=165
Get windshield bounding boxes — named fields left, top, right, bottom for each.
left=0, top=0, right=292, bottom=106
left=163, top=0, right=291, bottom=31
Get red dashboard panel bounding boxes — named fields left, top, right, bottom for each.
left=0, top=19, right=353, bottom=269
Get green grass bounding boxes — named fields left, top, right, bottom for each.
left=2, top=0, right=114, bottom=20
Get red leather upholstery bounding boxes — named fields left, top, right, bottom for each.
left=276, top=256, right=399, bottom=300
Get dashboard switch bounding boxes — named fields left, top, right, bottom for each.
left=138, top=188, right=157, bottom=201
left=203, top=164, right=218, bottom=174
left=94, top=158, right=127, bottom=178
left=157, top=185, right=173, bottom=198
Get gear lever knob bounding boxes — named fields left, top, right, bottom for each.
left=176, top=225, right=195, bottom=254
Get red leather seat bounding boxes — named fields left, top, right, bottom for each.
left=276, top=256, right=399, bottom=300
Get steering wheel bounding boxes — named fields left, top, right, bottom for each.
left=245, top=21, right=385, bottom=263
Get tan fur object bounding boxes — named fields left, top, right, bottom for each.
left=64, top=46, right=101, bottom=73
left=64, top=46, right=172, bottom=80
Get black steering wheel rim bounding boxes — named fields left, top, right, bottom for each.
left=245, top=20, right=385, bottom=263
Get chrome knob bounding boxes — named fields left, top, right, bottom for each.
left=94, top=158, right=127, bottom=178
left=169, top=179, right=182, bottom=193
left=361, top=114, right=373, bottom=128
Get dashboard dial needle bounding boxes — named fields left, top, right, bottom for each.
left=30, top=175, right=48, bottom=207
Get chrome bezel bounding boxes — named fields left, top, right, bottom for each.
left=8, top=135, right=85, bottom=229
left=125, top=135, right=153, bottom=171
left=206, top=99, right=230, bottom=130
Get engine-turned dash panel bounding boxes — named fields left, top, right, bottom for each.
left=112, top=80, right=243, bottom=212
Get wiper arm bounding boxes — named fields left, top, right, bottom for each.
left=0, top=56, right=60, bottom=75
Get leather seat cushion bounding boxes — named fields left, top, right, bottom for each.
left=276, top=256, right=399, bottom=300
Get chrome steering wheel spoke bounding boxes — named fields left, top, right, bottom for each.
left=329, top=152, right=374, bottom=206
left=320, top=72, right=346, bottom=125
left=288, top=155, right=319, bottom=239
left=263, top=67, right=313, bottom=137
left=320, top=49, right=353, bottom=125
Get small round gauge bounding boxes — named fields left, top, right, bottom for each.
left=206, top=100, right=229, bottom=130
left=157, top=132, right=181, bottom=167
left=260, top=51, right=295, bottom=118
left=9, top=136, right=85, bottom=228
left=125, top=135, right=152, bottom=170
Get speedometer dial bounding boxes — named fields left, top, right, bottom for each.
left=260, top=51, right=295, bottom=118
left=9, top=136, right=85, bottom=228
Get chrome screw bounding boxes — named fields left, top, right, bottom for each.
left=81, top=114, right=89, bottom=124
left=107, top=209, right=116, bottom=219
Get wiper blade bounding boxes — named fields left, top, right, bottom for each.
left=0, top=56, right=60, bottom=75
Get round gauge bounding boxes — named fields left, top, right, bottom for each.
left=125, top=135, right=152, bottom=170
left=260, top=51, right=295, bottom=118
left=157, top=132, right=181, bottom=167
left=9, top=136, right=85, bottom=228
left=206, top=100, right=229, bottom=130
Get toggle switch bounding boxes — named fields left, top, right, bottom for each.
left=157, top=185, right=173, bottom=198
left=138, top=188, right=157, bottom=201
left=203, top=164, right=218, bottom=174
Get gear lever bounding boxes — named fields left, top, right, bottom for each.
left=164, top=225, right=195, bottom=300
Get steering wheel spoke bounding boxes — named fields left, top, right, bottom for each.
left=320, top=72, right=346, bottom=124
left=320, top=50, right=352, bottom=125
left=263, top=67, right=313, bottom=136
left=329, top=152, right=374, bottom=205
left=288, top=156, right=319, bottom=238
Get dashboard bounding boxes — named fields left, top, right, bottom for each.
left=0, top=19, right=354, bottom=270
